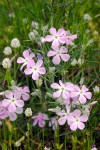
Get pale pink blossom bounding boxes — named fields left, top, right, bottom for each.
left=14, top=86, right=30, bottom=101
left=71, top=85, right=92, bottom=104
left=32, top=113, right=49, bottom=127
left=2, top=91, right=24, bottom=113
left=47, top=46, right=70, bottom=65
left=64, top=31, right=77, bottom=45
left=51, top=80, right=73, bottom=99
left=57, top=105, right=70, bottom=125
left=24, top=59, right=46, bottom=80
left=67, top=109, right=88, bottom=131
left=0, top=101, right=8, bottom=119
left=17, top=49, right=35, bottom=70
left=45, top=27, right=66, bottom=48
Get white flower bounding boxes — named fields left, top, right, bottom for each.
left=93, top=86, right=100, bottom=94
left=2, top=58, right=11, bottom=69
left=40, top=37, right=46, bottom=43
left=71, top=58, right=77, bottom=66
left=44, top=146, right=50, bottom=150
left=25, top=108, right=32, bottom=117
left=84, top=13, right=91, bottom=21
left=9, top=12, right=15, bottom=18
left=91, top=148, right=97, bottom=150
left=23, top=18, right=28, bottom=24
left=41, top=24, right=48, bottom=31
left=11, top=38, right=20, bottom=48
left=15, top=141, right=21, bottom=147
left=77, top=58, right=84, bottom=65
left=3, top=46, right=12, bottom=55
left=79, top=77, right=84, bottom=86
left=31, top=21, right=39, bottom=29
left=93, top=30, right=98, bottom=35
left=28, top=30, right=38, bottom=40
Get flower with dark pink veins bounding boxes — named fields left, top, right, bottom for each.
left=2, top=91, right=24, bottom=113
left=67, top=109, right=88, bottom=131
left=47, top=46, right=70, bottom=65
left=45, top=27, right=66, bottom=48
left=17, top=49, right=35, bottom=70
left=71, top=85, right=92, bottom=104
left=24, top=59, right=46, bottom=80
left=32, top=113, right=49, bottom=127
left=51, top=80, right=73, bottom=99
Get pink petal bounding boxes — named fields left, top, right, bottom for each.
left=53, top=90, right=61, bottom=98
left=60, top=46, right=68, bottom=53
left=23, top=50, right=29, bottom=58
left=52, top=55, right=61, bottom=65
left=80, top=115, right=88, bottom=122
left=22, top=93, right=30, bottom=101
left=17, top=57, right=25, bottom=63
left=58, top=37, right=66, bottom=43
left=33, top=119, right=38, bottom=126
left=84, top=92, right=92, bottom=99
left=62, top=91, right=70, bottom=99
left=23, top=86, right=30, bottom=93
left=16, top=107, right=23, bottom=114
left=70, top=122, right=78, bottom=131
left=8, top=103, right=16, bottom=113
left=58, top=116, right=67, bottom=125
left=82, top=85, right=88, bottom=92
left=32, top=72, right=39, bottom=80
left=38, top=67, right=46, bottom=74
left=47, top=50, right=56, bottom=57
left=2, top=99, right=11, bottom=107
left=60, top=54, right=70, bottom=62
left=66, top=39, right=72, bottom=45
left=50, top=27, right=57, bottom=35
left=24, top=68, right=33, bottom=75
left=14, top=92, right=21, bottom=100
left=71, top=92, right=79, bottom=98
left=77, top=122, right=85, bottom=130
left=73, top=109, right=81, bottom=118
left=51, top=83, right=61, bottom=89
left=57, top=28, right=65, bottom=36
left=9, top=113, right=17, bottom=121
left=5, top=92, right=13, bottom=99
left=20, top=63, right=26, bottom=71
left=36, top=60, right=43, bottom=68
left=38, top=120, right=45, bottom=127
left=15, top=100, right=24, bottom=107
left=66, top=34, right=77, bottom=40
left=79, top=95, right=87, bottom=104
left=45, top=35, right=53, bottom=42
left=52, top=40, right=60, bottom=48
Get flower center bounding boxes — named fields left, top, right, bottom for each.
left=75, top=118, right=79, bottom=122
left=54, top=35, right=58, bottom=39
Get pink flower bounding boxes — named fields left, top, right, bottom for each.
left=45, top=27, right=66, bottom=48
left=67, top=109, right=88, bottom=131
left=57, top=105, right=70, bottom=125
left=2, top=91, right=24, bottom=113
left=49, top=117, right=58, bottom=130
left=17, top=49, right=35, bottom=70
left=71, top=85, right=92, bottom=104
left=14, top=86, right=30, bottom=101
left=65, top=31, right=77, bottom=45
left=51, top=80, right=73, bottom=99
left=47, top=46, right=70, bottom=65
left=24, top=59, right=46, bottom=80
left=0, top=101, right=8, bottom=119
left=32, top=113, right=49, bottom=127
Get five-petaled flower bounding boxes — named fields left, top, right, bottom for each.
left=24, top=59, right=46, bottom=80
left=32, top=113, right=49, bottom=127
left=17, top=49, right=35, bottom=70
left=2, top=91, right=24, bottom=113
left=67, top=109, right=88, bottom=131
left=47, top=46, right=70, bottom=65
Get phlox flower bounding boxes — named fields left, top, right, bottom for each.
left=51, top=80, right=73, bottom=99
left=14, top=86, right=30, bottom=101
left=32, top=113, right=49, bottom=127
left=47, top=46, right=70, bottom=65
left=57, top=105, right=70, bottom=125
left=45, top=27, right=66, bottom=48
left=67, top=109, right=88, bottom=131
left=17, top=49, right=35, bottom=70
left=2, top=91, right=24, bottom=113
left=65, top=34, right=77, bottom=45
left=49, top=117, right=58, bottom=130
left=71, top=85, right=92, bottom=104
left=0, top=101, right=8, bottom=119
left=24, top=59, right=46, bottom=80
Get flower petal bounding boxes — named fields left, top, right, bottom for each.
left=15, top=100, right=24, bottom=107
left=8, top=103, right=16, bottom=113
left=50, top=27, right=57, bottom=35
left=17, top=57, right=25, bottom=63
left=58, top=116, right=67, bottom=125
left=80, top=115, right=88, bottom=122
left=53, top=90, right=61, bottom=98
left=45, top=35, right=53, bottom=42
left=36, top=60, right=43, bottom=68
left=84, top=92, right=92, bottom=99
left=52, top=55, right=61, bottom=65
left=32, top=72, right=39, bottom=80
left=79, top=95, right=87, bottom=104
left=70, top=122, right=78, bottom=131
left=52, top=40, right=59, bottom=48
left=60, top=54, right=70, bottom=62
left=38, top=67, right=46, bottom=74
left=51, top=83, right=61, bottom=89
left=77, top=122, right=85, bottom=130
left=47, top=50, right=56, bottom=57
